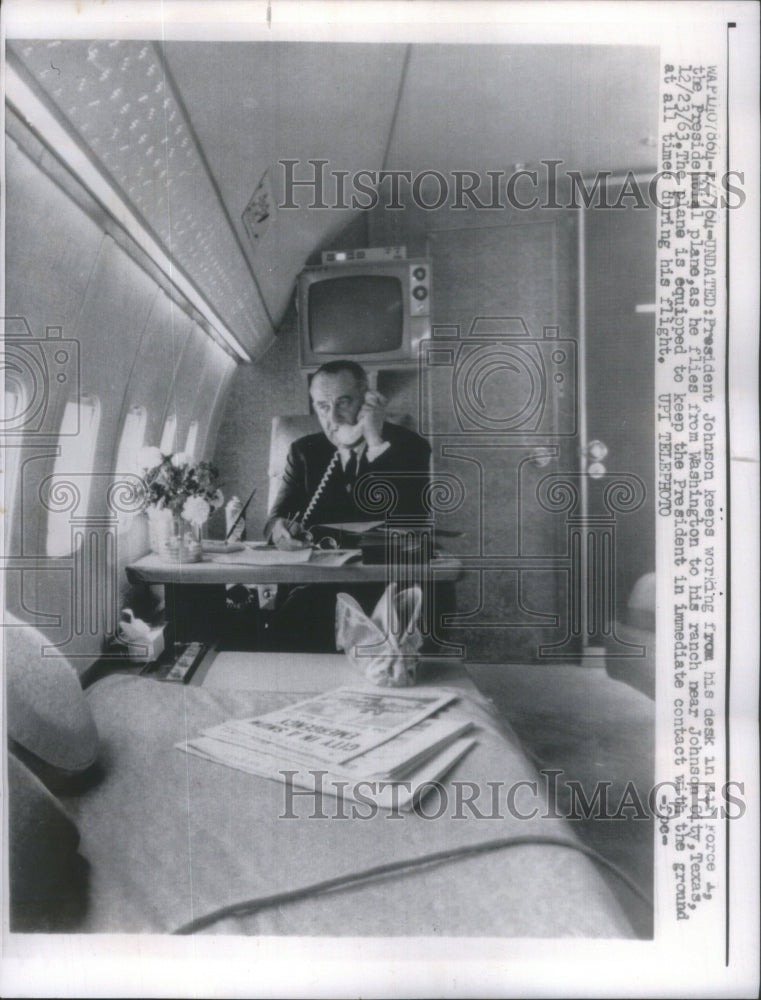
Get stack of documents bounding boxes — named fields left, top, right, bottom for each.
left=208, top=543, right=313, bottom=565
left=176, top=687, right=476, bottom=810
left=207, top=542, right=361, bottom=566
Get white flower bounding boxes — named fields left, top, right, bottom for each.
left=138, top=445, right=163, bottom=470
left=171, top=451, right=193, bottom=468
left=210, top=488, right=225, bottom=510
left=182, top=496, right=210, bottom=526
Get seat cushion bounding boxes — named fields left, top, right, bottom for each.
left=57, top=674, right=634, bottom=937
left=605, top=574, right=656, bottom=699
left=5, top=617, right=99, bottom=784
left=7, top=751, right=83, bottom=929
left=627, top=571, right=655, bottom=632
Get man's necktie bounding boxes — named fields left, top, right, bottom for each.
left=343, top=450, right=358, bottom=493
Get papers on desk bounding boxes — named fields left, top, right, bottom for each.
left=202, top=540, right=245, bottom=554
left=176, top=686, right=476, bottom=811
left=318, top=520, right=385, bottom=533
left=208, top=543, right=312, bottom=565
left=207, top=543, right=361, bottom=567
left=308, top=548, right=362, bottom=566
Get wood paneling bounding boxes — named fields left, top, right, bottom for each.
left=585, top=202, right=656, bottom=616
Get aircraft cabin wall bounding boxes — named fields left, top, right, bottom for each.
left=3, top=137, right=236, bottom=672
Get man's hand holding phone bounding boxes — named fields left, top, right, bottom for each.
left=332, top=390, right=387, bottom=448
left=355, top=390, right=387, bottom=447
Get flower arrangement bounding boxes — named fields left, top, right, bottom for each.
left=138, top=447, right=224, bottom=527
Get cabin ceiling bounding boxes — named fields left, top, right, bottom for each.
left=8, top=39, right=658, bottom=360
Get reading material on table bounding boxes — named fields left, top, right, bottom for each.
left=317, top=520, right=385, bottom=534
left=206, top=686, right=457, bottom=764
left=307, top=548, right=362, bottom=566
left=208, top=542, right=312, bottom=565
left=176, top=687, right=477, bottom=810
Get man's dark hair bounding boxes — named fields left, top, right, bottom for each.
left=309, top=359, right=368, bottom=388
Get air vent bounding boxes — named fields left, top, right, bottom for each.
left=242, top=170, right=275, bottom=251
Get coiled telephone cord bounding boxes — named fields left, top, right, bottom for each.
left=302, top=449, right=340, bottom=527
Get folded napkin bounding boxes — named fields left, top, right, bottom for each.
left=335, top=582, right=423, bottom=687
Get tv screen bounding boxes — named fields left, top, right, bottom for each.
left=308, top=275, right=404, bottom=355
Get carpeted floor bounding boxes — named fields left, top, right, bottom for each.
left=465, top=661, right=655, bottom=937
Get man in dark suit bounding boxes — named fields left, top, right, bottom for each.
left=267, top=360, right=431, bottom=548
left=263, top=360, right=431, bottom=650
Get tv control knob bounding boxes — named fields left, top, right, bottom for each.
left=412, top=266, right=427, bottom=281
left=412, top=285, right=428, bottom=301
left=586, top=439, right=608, bottom=460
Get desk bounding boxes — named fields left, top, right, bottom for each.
left=125, top=552, right=464, bottom=648
left=126, top=552, right=464, bottom=586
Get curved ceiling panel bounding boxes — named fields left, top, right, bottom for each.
left=9, top=39, right=272, bottom=357
left=8, top=38, right=659, bottom=352
left=163, top=42, right=408, bottom=324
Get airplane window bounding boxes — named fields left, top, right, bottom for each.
left=116, top=405, right=148, bottom=475
left=45, top=395, right=101, bottom=558
left=184, top=420, right=199, bottom=459
left=160, top=413, right=177, bottom=455
left=114, top=405, right=148, bottom=534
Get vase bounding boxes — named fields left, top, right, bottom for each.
left=148, top=508, right=203, bottom=563
left=147, top=506, right=171, bottom=555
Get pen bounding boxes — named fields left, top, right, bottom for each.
left=287, top=511, right=302, bottom=534
left=225, top=487, right=257, bottom=541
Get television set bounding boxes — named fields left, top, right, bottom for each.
left=297, top=257, right=432, bottom=368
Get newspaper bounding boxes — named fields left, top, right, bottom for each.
left=177, top=701, right=476, bottom=810
left=199, top=686, right=456, bottom=764
left=179, top=729, right=477, bottom=811
left=181, top=701, right=473, bottom=777
left=0, top=1, right=758, bottom=998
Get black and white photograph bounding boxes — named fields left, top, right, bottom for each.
left=1, top=2, right=758, bottom=997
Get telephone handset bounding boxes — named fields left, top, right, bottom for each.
left=333, top=422, right=364, bottom=447
left=332, top=391, right=385, bottom=448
